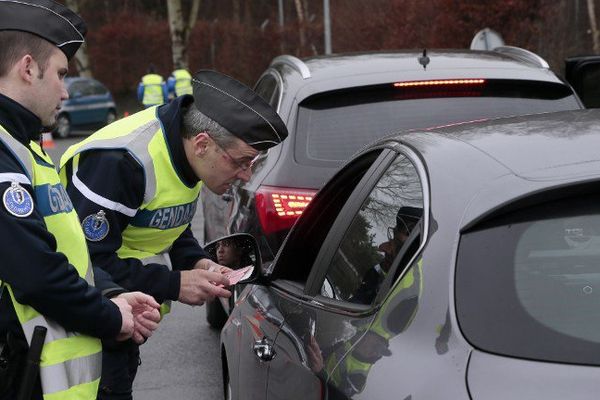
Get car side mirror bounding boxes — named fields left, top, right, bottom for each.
left=565, top=56, right=600, bottom=108
left=204, top=233, right=265, bottom=285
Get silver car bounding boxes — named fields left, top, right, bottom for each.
left=214, top=109, right=600, bottom=399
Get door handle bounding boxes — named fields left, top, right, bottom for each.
left=253, top=337, right=276, bottom=361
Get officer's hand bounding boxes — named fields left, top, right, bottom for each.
left=307, top=335, right=324, bottom=373
left=115, top=292, right=161, bottom=344
left=111, top=297, right=134, bottom=341
left=179, top=269, right=231, bottom=306
left=194, top=258, right=234, bottom=274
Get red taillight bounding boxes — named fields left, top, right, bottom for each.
left=255, top=186, right=317, bottom=235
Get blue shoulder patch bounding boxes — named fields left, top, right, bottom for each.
left=3, top=182, right=33, bottom=217
left=82, top=210, right=110, bottom=241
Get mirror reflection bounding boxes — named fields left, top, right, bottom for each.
left=205, top=234, right=258, bottom=272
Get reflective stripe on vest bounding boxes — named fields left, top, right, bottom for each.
left=141, top=253, right=172, bottom=316
left=172, top=69, right=192, bottom=96
left=0, top=126, right=102, bottom=399
left=59, top=108, right=202, bottom=315
left=142, top=73, right=164, bottom=106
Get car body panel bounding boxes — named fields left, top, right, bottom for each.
left=222, top=285, right=283, bottom=399
left=467, top=350, right=600, bottom=399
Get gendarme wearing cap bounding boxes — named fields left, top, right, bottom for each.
left=192, top=69, right=288, bottom=150
left=0, top=0, right=87, bottom=60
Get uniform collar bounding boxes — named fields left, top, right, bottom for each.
left=0, top=93, right=42, bottom=145
left=157, top=95, right=198, bottom=186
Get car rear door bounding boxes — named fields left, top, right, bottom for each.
left=262, top=147, right=428, bottom=399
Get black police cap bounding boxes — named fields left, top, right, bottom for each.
left=192, top=70, right=288, bottom=151
left=0, top=0, right=86, bottom=60
left=396, top=206, right=423, bottom=230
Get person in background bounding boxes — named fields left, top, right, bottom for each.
left=60, top=69, right=289, bottom=400
left=137, top=64, right=167, bottom=108
left=0, top=1, right=160, bottom=398
left=167, top=65, right=193, bottom=100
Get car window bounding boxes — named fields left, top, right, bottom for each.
left=254, top=74, right=280, bottom=109
left=295, top=80, right=581, bottom=166
left=68, top=81, right=88, bottom=97
left=271, top=150, right=385, bottom=285
left=90, top=80, right=109, bottom=96
left=456, top=191, right=600, bottom=366
left=320, top=154, right=424, bottom=305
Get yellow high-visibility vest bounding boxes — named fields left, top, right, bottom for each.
left=172, top=69, right=193, bottom=96
left=0, top=125, right=102, bottom=400
left=141, top=73, right=165, bottom=106
left=60, top=107, right=202, bottom=316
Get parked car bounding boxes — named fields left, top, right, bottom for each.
left=215, top=109, right=600, bottom=400
left=54, top=77, right=117, bottom=138
left=202, top=38, right=600, bottom=328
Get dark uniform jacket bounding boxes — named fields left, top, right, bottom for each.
left=62, top=95, right=208, bottom=303
left=0, top=93, right=123, bottom=343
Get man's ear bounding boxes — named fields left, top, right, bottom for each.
left=16, top=54, right=37, bottom=84
left=191, top=131, right=211, bottom=156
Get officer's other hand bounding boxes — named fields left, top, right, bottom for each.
left=111, top=297, right=134, bottom=341
left=307, top=335, right=324, bottom=373
left=115, top=292, right=161, bottom=344
left=179, top=269, right=231, bottom=305
left=194, top=258, right=234, bottom=274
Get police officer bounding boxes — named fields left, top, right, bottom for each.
left=167, top=65, right=193, bottom=99
left=0, top=1, right=161, bottom=399
left=137, top=64, right=168, bottom=108
left=60, top=70, right=289, bottom=399
left=351, top=206, right=422, bottom=304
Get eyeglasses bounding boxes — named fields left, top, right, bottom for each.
left=386, top=219, right=416, bottom=241
left=219, top=145, right=258, bottom=172
left=208, top=133, right=259, bottom=172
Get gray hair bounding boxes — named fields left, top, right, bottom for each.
left=182, top=103, right=238, bottom=149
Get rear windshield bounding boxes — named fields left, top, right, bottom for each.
left=456, top=192, right=600, bottom=366
left=295, top=80, right=580, bottom=166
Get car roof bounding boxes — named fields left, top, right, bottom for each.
left=271, top=50, right=563, bottom=98
left=303, top=50, right=558, bottom=81
left=383, top=109, right=600, bottom=229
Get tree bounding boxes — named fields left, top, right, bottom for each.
left=587, top=0, right=600, bottom=54
left=65, top=0, right=92, bottom=77
left=167, top=0, right=201, bottom=70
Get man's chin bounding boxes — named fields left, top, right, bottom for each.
left=206, top=184, right=229, bottom=196
left=42, top=120, right=57, bottom=132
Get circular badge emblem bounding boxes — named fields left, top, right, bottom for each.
left=82, top=210, right=110, bottom=241
left=3, top=182, right=33, bottom=217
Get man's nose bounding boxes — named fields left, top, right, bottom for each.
left=378, top=241, right=392, bottom=253
left=237, top=168, right=252, bottom=182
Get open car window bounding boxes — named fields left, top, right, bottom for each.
left=270, top=149, right=386, bottom=289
